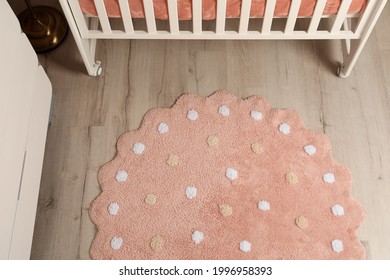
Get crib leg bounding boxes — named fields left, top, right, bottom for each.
left=338, top=0, right=387, bottom=78
left=58, top=0, right=102, bottom=76
left=337, top=37, right=368, bottom=78
left=75, top=37, right=102, bottom=76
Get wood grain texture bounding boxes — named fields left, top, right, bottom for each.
left=19, top=1, right=390, bottom=259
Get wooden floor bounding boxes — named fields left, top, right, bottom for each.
left=10, top=1, right=389, bottom=259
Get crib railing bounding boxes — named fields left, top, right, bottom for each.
left=60, top=0, right=387, bottom=76
left=66, top=0, right=382, bottom=40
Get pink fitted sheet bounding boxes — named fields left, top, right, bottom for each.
left=78, top=0, right=367, bottom=19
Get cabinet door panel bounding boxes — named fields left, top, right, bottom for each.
left=0, top=0, right=47, bottom=260
left=9, top=67, right=52, bottom=259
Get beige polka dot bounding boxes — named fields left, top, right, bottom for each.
left=251, top=143, right=264, bottom=154
left=207, top=135, right=219, bottom=146
left=286, top=172, right=298, bottom=185
left=145, top=193, right=157, bottom=205
left=150, top=235, right=164, bottom=252
left=295, top=215, right=309, bottom=229
left=166, top=154, right=179, bottom=166
left=219, top=204, right=233, bottom=217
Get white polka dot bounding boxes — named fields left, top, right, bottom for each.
left=240, top=240, right=251, bottom=252
left=323, top=173, right=336, bottom=184
left=332, top=204, right=345, bottom=216
left=115, top=170, right=128, bottom=182
left=133, top=142, right=145, bottom=155
left=332, top=240, right=344, bottom=253
left=258, top=200, right=270, bottom=211
left=279, top=123, right=291, bottom=135
left=192, top=231, right=204, bottom=245
left=304, top=145, right=317, bottom=155
left=158, top=122, right=169, bottom=134
left=219, top=105, right=230, bottom=117
left=186, top=186, right=197, bottom=199
left=111, top=236, right=123, bottom=250
left=226, top=167, right=238, bottom=181
left=108, top=202, right=119, bottom=215
left=250, top=110, right=263, bottom=121
left=187, top=109, right=199, bottom=121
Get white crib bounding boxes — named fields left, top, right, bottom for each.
left=58, top=0, right=387, bottom=77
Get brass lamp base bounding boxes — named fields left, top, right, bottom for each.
left=18, top=6, right=68, bottom=53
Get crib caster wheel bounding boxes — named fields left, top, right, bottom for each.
left=96, top=65, right=102, bottom=76
left=93, top=60, right=102, bottom=76
left=337, top=63, right=347, bottom=78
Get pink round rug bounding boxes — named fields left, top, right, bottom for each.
left=90, top=90, right=365, bottom=259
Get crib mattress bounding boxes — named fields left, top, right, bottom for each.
left=78, top=0, right=367, bottom=19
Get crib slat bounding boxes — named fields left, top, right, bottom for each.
left=192, top=0, right=202, bottom=34
left=143, top=0, right=157, bottom=33
left=239, top=0, right=252, bottom=34
left=93, top=0, right=112, bottom=33
left=308, top=0, right=327, bottom=33
left=262, top=0, right=276, bottom=33
left=68, top=0, right=89, bottom=35
left=216, top=0, right=227, bottom=34
left=285, top=0, right=301, bottom=33
left=118, top=0, right=134, bottom=33
left=167, top=0, right=179, bottom=33
left=331, top=0, right=353, bottom=33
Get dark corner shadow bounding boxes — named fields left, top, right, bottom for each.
left=39, top=33, right=91, bottom=76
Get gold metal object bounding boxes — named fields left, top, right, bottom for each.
left=18, top=1, right=68, bottom=53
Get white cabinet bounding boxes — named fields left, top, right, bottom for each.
left=0, top=0, right=52, bottom=259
